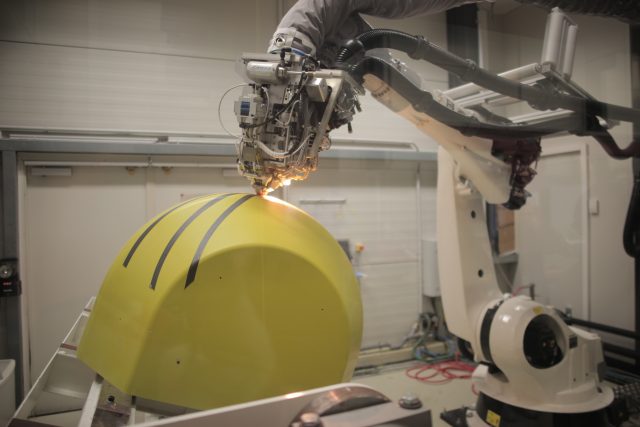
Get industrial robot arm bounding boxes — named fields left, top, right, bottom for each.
left=235, top=3, right=640, bottom=424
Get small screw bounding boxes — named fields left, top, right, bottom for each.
left=399, top=393, right=422, bottom=409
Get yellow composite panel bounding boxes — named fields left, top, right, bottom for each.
left=77, top=193, right=362, bottom=410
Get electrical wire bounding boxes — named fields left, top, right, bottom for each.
left=253, top=132, right=311, bottom=159
left=255, top=139, right=290, bottom=158
left=406, top=358, right=476, bottom=384
left=279, top=100, right=299, bottom=152
left=410, top=310, right=462, bottom=368
left=217, top=83, right=248, bottom=139
left=275, top=99, right=299, bottom=126
left=288, top=133, right=312, bottom=157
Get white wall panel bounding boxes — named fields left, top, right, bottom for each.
left=515, top=146, right=587, bottom=317
left=419, top=166, right=438, bottom=240
left=289, top=166, right=420, bottom=265
left=0, top=41, right=240, bottom=135
left=23, top=165, right=147, bottom=383
left=0, top=0, right=277, bottom=60
left=150, top=166, right=257, bottom=215
left=286, top=164, right=422, bottom=348
left=359, top=262, right=421, bottom=348
left=0, top=0, right=265, bottom=135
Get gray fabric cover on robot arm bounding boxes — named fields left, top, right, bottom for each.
left=268, top=0, right=488, bottom=64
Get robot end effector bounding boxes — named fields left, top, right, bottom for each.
left=234, top=45, right=363, bottom=195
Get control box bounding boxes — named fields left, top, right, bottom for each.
left=0, top=259, right=20, bottom=297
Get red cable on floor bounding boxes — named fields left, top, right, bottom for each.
left=406, top=359, right=476, bottom=385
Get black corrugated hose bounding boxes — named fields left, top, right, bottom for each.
left=335, top=29, right=418, bottom=65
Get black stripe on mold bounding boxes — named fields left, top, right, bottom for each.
left=185, top=194, right=254, bottom=288
left=149, top=193, right=235, bottom=290
left=123, top=195, right=211, bottom=267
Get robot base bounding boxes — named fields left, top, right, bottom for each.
left=441, top=392, right=615, bottom=427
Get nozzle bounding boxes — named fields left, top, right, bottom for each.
left=252, top=182, right=268, bottom=196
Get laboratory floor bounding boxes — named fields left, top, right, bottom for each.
left=354, top=362, right=476, bottom=427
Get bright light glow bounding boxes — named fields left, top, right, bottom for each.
left=285, top=391, right=304, bottom=399
left=256, top=188, right=274, bottom=197
left=283, top=179, right=292, bottom=186
left=264, top=195, right=295, bottom=208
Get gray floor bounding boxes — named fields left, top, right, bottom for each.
left=355, top=363, right=476, bottom=427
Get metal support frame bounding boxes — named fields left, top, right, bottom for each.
left=0, top=150, right=24, bottom=403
